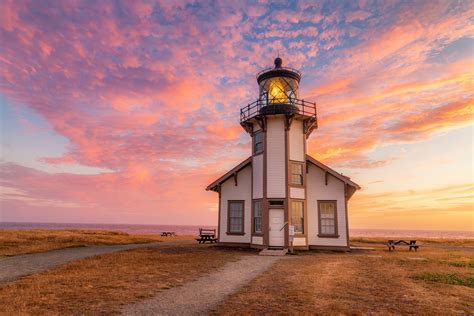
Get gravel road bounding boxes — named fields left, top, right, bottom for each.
left=0, top=240, right=195, bottom=282
left=122, top=255, right=281, bottom=316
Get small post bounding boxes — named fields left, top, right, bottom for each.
left=289, top=225, right=295, bottom=254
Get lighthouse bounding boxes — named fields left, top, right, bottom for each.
left=207, top=58, right=360, bottom=251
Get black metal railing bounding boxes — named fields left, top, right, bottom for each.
left=240, top=98, right=317, bottom=123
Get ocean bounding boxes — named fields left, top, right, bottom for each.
left=0, top=222, right=472, bottom=239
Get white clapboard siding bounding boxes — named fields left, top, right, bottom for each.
left=252, top=154, right=263, bottom=199
left=289, top=119, right=305, bottom=162
left=219, top=165, right=252, bottom=243
left=266, top=116, right=286, bottom=198
left=307, top=163, right=348, bottom=247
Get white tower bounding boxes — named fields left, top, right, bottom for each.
left=240, top=57, right=317, bottom=248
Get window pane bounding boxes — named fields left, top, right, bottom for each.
left=231, top=202, right=243, bottom=211
left=291, top=163, right=303, bottom=185
left=291, top=201, right=304, bottom=233
left=229, top=202, right=243, bottom=233
left=254, top=132, right=263, bottom=153
left=253, top=200, right=262, bottom=233
left=254, top=217, right=262, bottom=233
left=319, top=202, right=336, bottom=235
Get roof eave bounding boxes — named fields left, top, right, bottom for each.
left=306, top=154, right=361, bottom=190
left=205, top=157, right=252, bottom=192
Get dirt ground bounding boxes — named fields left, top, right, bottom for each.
left=0, top=244, right=250, bottom=315
left=0, top=229, right=193, bottom=256
left=122, top=255, right=279, bottom=315
left=213, top=239, right=474, bottom=315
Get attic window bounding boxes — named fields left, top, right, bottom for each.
left=253, top=131, right=263, bottom=154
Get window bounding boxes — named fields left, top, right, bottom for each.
left=253, top=200, right=262, bottom=234
left=318, top=201, right=338, bottom=237
left=290, top=200, right=304, bottom=234
left=253, top=131, right=263, bottom=154
left=228, top=201, right=244, bottom=234
left=291, top=162, right=303, bottom=185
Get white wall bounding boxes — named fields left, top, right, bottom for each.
left=266, top=116, right=286, bottom=198
left=289, top=119, right=305, bottom=162
left=252, top=154, right=263, bottom=199
left=293, top=237, right=306, bottom=246
left=307, top=163, right=348, bottom=247
left=252, top=236, right=263, bottom=245
left=219, top=165, right=252, bottom=243
left=290, top=187, right=305, bottom=199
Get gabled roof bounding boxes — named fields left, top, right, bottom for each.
left=306, top=155, right=361, bottom=190
left=205, top=157, right=252, bottom=192
left=205, top=155, right=361, bottom=194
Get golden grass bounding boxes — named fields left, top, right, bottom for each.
left=213, top=240, right=474, bottom=315
left=0, top=229, right=194, bottom=256
left=0, top=245, right=249, bottom=315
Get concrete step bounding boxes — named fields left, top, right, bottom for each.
left=259, top=248, right=288, bottom=256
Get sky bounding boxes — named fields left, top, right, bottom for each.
left=0, top=0, right=472, bottom=231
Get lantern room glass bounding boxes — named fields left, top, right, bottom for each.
left=259, top=76, right=299, bottom=106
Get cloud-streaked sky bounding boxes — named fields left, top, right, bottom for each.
left=1, top=0, right=472, bottom=230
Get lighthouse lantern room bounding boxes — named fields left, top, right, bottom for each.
left=207, top=58, right=360, bottom=251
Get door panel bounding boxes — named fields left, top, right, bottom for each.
left=269, top=208, right=285, bottom=247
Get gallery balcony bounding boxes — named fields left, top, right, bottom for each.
left=240, top=97, right=318, bottom=136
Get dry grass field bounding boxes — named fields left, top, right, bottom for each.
left=0, top=229, right=193, bottom=256
left=213, top=238, right=474, bottom=315
left=0, top=244, right=250, bottom=315
left=1, top=232, right=472, bottom=315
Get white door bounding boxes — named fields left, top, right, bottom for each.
left=269, top=208, right=285, bottom=247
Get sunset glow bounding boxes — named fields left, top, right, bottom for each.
left=0, top=1, right=472, bottom=230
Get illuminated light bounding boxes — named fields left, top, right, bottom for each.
left=268, top=80, right=289, bottom=104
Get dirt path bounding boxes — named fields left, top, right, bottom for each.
left=0, top=240, right=194, bottom=282
left=121, top=255, right=281, bottom=316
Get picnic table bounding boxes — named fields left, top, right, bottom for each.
left=196, top=228, right=218, bottom=244
left=161, top=231, right=176, bottom=237
left=387, top=240, right=419, bottom=251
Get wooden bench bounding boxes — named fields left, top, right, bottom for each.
left=387, top=240, right=419, bottom=251
left=161, top=231, right=176, bottom=237
left=196, top=228, right=218, bottom=244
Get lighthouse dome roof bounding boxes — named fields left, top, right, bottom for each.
left=256, top=57, right=301, bottom=84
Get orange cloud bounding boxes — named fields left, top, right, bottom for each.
left=386, top=97, right=473, bottom=137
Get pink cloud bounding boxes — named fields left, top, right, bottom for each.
left=345, top=10, right=372, bottom=23
left=0, top=0, right=472, bottom=225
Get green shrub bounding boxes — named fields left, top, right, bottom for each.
left=413, top=272, right=474, bottom=288
left=446, top=260, right=474, bottom=268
